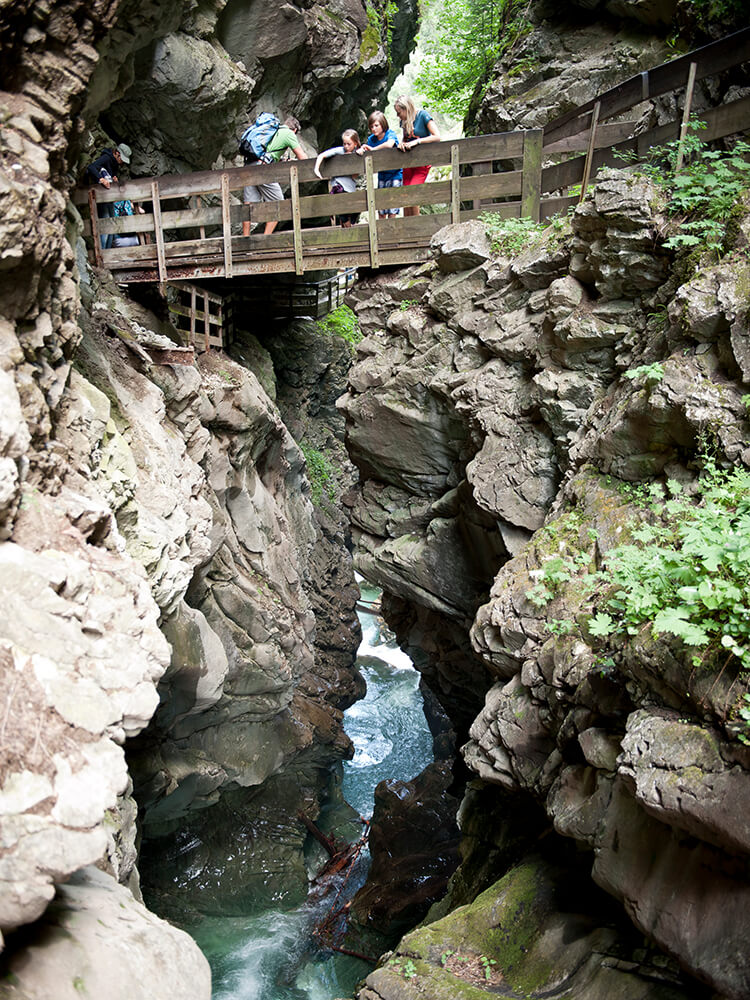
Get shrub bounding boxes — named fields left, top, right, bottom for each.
left=316, top=305, right=362, bottom=345
left=588, top=460, right=750, bottom=675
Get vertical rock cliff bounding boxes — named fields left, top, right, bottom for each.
left=0, top=0, right=415, bottom=995
left=341, top=177, right=750, bottom=999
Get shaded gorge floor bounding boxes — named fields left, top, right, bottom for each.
left=139, top=581, right=434, bottom=999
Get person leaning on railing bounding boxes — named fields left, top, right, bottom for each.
left=84, top=143, right=132, bottom=249
left=356, top=111, right=402, bottom=220
left=393, top=96, right=440, bottom=218
left=313, top=129, right=362, bottom=228
left=242, top=116, right=306, bottom=237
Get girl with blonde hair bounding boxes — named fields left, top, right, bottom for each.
left=393, top=95, right=441, bottom=217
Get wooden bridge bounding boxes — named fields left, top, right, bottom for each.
left=76, top=26, right=750, bottom=285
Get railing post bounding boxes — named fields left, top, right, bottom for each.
left=221, top=174, right=233, bottom=279
left=676, top=61, right=698, bottom=172
left=290, top=165, right=304, bottom=275
left=151, top=180, right=167, bottom=284
left=521, top=128, right=543, bottom=219
left=192, top=195, right=206, bottom=240
left=203, top=291, right=210, bottom=353
left=450, top=144, right=460, bottom=223
left=88, top=187, right=103, bottom=268
left=365, top=156, right=379, bottom=269
left=472, top=161, right=491, bottom=211
left=190, top=286, right=196, bottom=348
left=578, top=104, right=600, bottom=205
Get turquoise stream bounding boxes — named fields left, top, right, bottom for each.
left=192, top=582, right=434, bottom=999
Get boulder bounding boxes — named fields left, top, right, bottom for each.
left=0, top=866, right=211, bottom=1000
left=431, top=221, right=492, bottom=274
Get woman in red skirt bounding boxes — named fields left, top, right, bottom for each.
left=394, top=95, right=441, bottom=217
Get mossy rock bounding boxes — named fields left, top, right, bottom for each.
left=358, top=856, right=688, bottom=1000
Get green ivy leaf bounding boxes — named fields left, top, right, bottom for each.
left=589, top=612, right=616, bottom=637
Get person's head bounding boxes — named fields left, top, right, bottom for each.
left=394, top=96, right=416, bottom=137
left=368, top=111, right=388, bottom=140
left=284, top=116, right=301, bottom=133
left=114, top=143, right=132, bottom=165
left=341, top=128, right=361, bottom=153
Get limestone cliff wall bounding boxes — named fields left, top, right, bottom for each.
left=0, top=0, right=395, bottom=994
left=340, top=177, right=750, bottom=999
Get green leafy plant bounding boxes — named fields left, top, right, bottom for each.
left=480, top=956, right=498, bottom=981
left=546, top=618, right=576, bottom=636
left=623, top=362, right=665, bottom=387
left=618, top=121, right=750, bottom=258
left=480, top=212, right=546, bottom=256
left=388, top=957, right=417, bottom=979
left=738, top=692, right=750, bottom=745
left=685, top=0, right=747, bottom=31
left=316, top=305, right=361, bottom=345
left=742, top=394, right=750, bottom=413
left=587, top=460, right=750, bottom=678
left=300, top=443, right=337, bottom=508
left=527, top=553, right=593, bottom=608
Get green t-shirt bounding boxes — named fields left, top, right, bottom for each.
left=266, top=126, right=300, bottom=162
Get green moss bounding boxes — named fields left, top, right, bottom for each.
left=395, top=858, right=560, bottom=997
left=359, top=22, right=381, bottom=63
left=322, top=8, right=346, bottom=27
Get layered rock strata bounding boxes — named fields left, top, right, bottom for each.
left=341, top=174, right=750, bottom=998
left=1, top=0, right=409, bottom=989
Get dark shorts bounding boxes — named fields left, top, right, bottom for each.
left=403, top=165, right=431, bottom=186
left=331, top=181, right=359, bottom=226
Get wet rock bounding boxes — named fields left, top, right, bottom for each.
left=348, top=762, right=460, bottom=949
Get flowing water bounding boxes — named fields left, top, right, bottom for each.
left=191, top=580, right=434, bottom=999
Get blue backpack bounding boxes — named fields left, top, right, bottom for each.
left=239, top=113, right=281, bottom=163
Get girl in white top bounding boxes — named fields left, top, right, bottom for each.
left=314, top=129, right=361, bottom=227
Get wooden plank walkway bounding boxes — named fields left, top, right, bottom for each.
left=74, top=26, right=750, bottom=284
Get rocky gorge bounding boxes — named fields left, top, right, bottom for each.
left=1, top=0, right=750, bottom=998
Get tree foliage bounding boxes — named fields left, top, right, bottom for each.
left=414, top=0, right=530, bottom=120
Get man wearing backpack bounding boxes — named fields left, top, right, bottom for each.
left=85, top=143, right=132, bottom=249
left=242, top=116, right=306, bottom=236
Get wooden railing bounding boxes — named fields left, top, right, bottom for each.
left=75, top=130, right=544, bottom=282
left=74, top=26, right=750, bottom=284
left=167, top=283, right=228, bottom=352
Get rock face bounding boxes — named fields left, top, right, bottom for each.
left=341, top=173, right=750, bottom=998
left=83, top=0, right=419, bottom=176
left=0, top=0, right=373, bottom=989
left=0, top=866, right=211, bottom=1000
